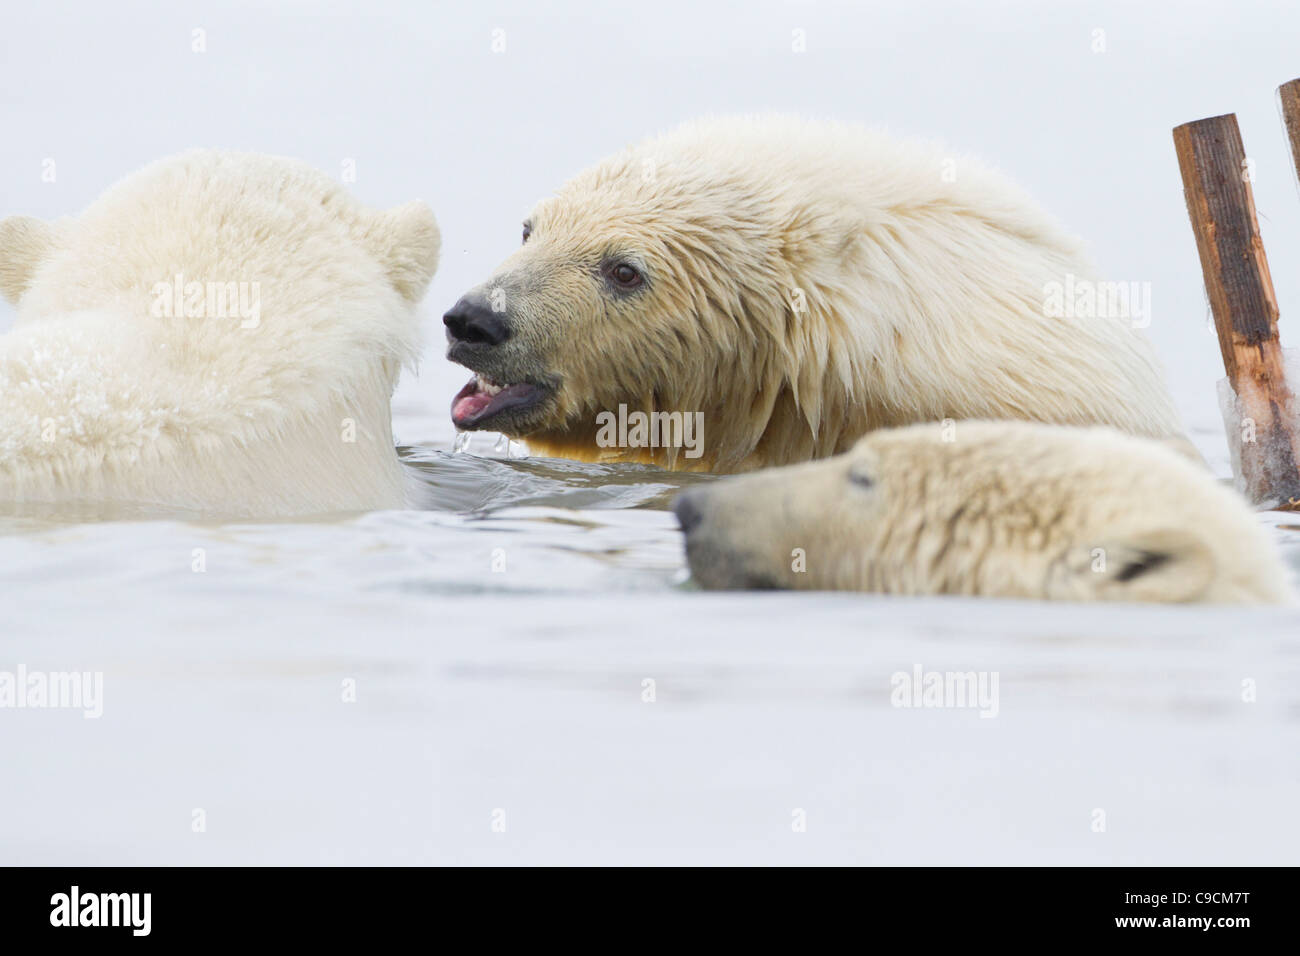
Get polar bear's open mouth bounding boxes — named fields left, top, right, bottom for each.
left=451, top=374, right=548, bottom=430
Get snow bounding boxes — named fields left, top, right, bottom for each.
left=3, top=0, right=1300, bottom=865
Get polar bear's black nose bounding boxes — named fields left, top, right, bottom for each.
left=672, top=490, right=708, bottom=535
left=444, top=295, right=512, bottom=347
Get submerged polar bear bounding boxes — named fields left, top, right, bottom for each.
left=672, top=422, right=1291, bottom=604
left=444, top=116, right=1184, bottom=472
left=0, top=151, right=440, bottom=517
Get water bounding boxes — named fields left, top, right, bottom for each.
left=3, top=417, right=1299, bottom=864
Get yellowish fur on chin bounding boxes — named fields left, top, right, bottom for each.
left=518, top=433, right=712, bottom=472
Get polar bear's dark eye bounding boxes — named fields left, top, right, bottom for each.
left=848, top=469, right=874, bottom=489
left=606, top=262, right=643, bottom=291
left=521, top=222, right=532, bottom=244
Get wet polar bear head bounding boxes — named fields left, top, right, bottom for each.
left=672, top=422, right=1292, bottom=604
left=0, top=150, right=440, bottom=517
left=444, top=116, right=1184, bottom=472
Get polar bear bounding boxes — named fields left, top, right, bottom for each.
left=672, top=421, right=1292, bottom=604
left=443, top=116, right=1185, bottom=472
left=0, top=151, right=440, bottom=517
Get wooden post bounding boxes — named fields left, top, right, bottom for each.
left=1173, top=113, right=1300, bottom=510
left=1280, top=78, right=1300, bottom=185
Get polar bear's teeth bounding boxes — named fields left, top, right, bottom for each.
left=476, top=374, right=504, bottom=396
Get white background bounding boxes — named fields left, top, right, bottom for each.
left=5, top=0, right=1300, bottom=450
left=3, top=1, right=1300, bottom=866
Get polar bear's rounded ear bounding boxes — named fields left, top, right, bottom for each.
left=1055, top=529, right=1217, bottom=604
left=0, top=215, right=58, bottom=305
left=367, top=201, right=441, bottom=303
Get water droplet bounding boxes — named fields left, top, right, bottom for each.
left=453, top=432, right=472, bottom=454
left=492, top=434, right=509, bottom=456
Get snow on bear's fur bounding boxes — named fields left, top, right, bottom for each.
left=673, top=421, right=1291, bottom=604
left=0, top=151, right=440, bottom=517
left=444, top=116, right=1185, bottom=472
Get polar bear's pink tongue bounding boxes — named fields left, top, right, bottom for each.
left=451, top=377, right=542, bottom=427
left=452, top=390, right=495, bottom=421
